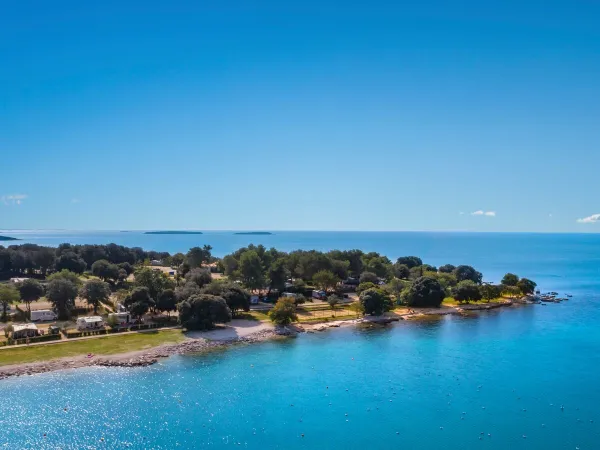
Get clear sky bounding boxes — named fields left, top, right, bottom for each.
left=1, top=0, right=599, bottom=232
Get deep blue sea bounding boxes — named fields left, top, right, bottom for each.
left=1, top=231, right=600, bottom=449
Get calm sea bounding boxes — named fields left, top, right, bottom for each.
left=1, top=231, right=599, bottom=449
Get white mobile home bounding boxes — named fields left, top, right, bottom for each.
left=107, top=312, right=133, bottom=326
left=12, top=323, right=40, bottom=339
left=30, top=310, right=57, bottom=322
left=76, top=316, right=105, bottom=331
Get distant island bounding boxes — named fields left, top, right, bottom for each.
left=145, top=231, right=203, bottom=235
left=234, top=231, right=273, bottom=235
left=0, top=235, right=19, bottom=241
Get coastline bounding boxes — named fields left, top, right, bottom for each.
left=0, top=298, right=532, bottom=381
left=0, top=327, right=280, bottom=380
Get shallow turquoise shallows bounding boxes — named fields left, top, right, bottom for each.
left=1, top=232, right=600, bottom=449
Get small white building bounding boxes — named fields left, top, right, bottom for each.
left=76, top=316, right=105, bottom=331
left=12, top=323, right=40, bottom=339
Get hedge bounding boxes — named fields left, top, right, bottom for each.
left=0, top=334, right=62, bottom=346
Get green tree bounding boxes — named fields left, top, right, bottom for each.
left=0, top=284, right=19, bottom=321
left=157, top=289, right=177, bottom=317
left=363, top=257, right=391, bottom=279
left=46, top=278, right=78, bottom=320
left=267, top=259, right=290, bottom=294
left=395, top=256, right=423, bottom=269
left=359, top=271, right=379, bottom=284
left=330, top=259, right=349, bottom=280
left=185, top=268, right=213, bottom=288
left=451, top=280, right=483, bottom=303
left=359, top=288, right=393, bottom=316
left=117, top=262, right=134, bottom=276
left=327, top=295, right=339, bottom=312
left=517, top=278, right=537, bottom=295
left=123, top=286, right=155, bottom=313
left=312, top=270, right=339, bottom=293
left=171, top=253, right=186, bottom=267
left=438, top=264, right=456, bottom=273
left=55, top=251, right=87, bottom=274
left=18, top=278, right=44, bottom=316
left=129, top=301, right=150, bottom=320
left=405, top=277, right=445, bottom=308
left=80, top=279, right=111, bottom=314
left=201, top=282, right=251, bottom=317
left=91, top=259, right=110, bottom=280
left=186, top=245, right=213, bottom=268
left=454, top=265, right=483, bottom=284
left=178, top=294, right=232, bottom=330
left=387, top=278, right=409, bottom=300
left=239, top=250, right=265, bottom=291
left=175, top=282, right=201, bottom=303
left=134, top=267, right=175, bottom=303
left=480, top=284, right=502, bottom=302
left=47, top=269, right=83, bottom=287
left=501, top=273, right=520, bottom=286
left=269, top=297, right=298, bottom=325
left=356, top=282, right=377, bottom=295
left=392, top=263, right=410, bottom=279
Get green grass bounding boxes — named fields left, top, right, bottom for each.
left=0, top=329, right=186, bottom=366
left=442, top=296, right=507, bottom=306
left=243, top=311, right=271, bottom=321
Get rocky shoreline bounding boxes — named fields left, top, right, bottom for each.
left=0, top=297, right=537, bottom=380
left=0, top=328, right=280, bottom=380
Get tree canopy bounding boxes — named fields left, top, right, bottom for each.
left=454, top=265, right=483, bottom=284
left=438, top=264, right=456, bottom=274
left=186, top=245, right=213, bottom=268
left=501, top=273, right=520, bottom=286
left=46, top=278, right=79, bottom=320
left=452, top=280, right=483, bottom=303
left=80, top=279, right=111, bottom=314
left=17, top=278, right=44, bottom=315
left=157, top=289, right=177, bottom=316
left=55, top=251, right=87, bottom=274
left=359, top=271, right=379, bottom=284
left=405, top=277, right=445, bottom=308
left=185, top=268, right=213, bottom=289
left=312, top=270, right=339, bottom=292
left=395, top=256, right=423, bottom=269
left=517, top=278, right=537, bottom=295
left=201, top=282, right=251, bottom=317
left=0, top=284, right=19, bottom=321
left=359, top=288, right=393, bottom=316
left=269, top=297, right=298, bottom=325
left=178, top=294, right=232, bottom=330
left=239, top=250, right=265, bottom=291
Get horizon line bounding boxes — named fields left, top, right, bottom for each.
left=2, top=229, right=600, bottom=235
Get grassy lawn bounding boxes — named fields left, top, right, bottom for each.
left=442, top=296, right=507, bottom=306
left=296, top=308, right=359, bottom=322
left=241, top=311, right=271, bottom=321
left=0, top=329, right=186, bottom=366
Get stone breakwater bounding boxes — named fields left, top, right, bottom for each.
left=0, top=329, right=279, bottom=380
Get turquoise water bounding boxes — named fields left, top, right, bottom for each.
left=1, top=232, right=600, bottom=448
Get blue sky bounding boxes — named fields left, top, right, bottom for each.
left=1, top=0, right=599, bottom=232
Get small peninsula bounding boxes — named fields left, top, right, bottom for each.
left=234, top=231, right=273, bottom=235
left=144, top=231, right=203, bottom=235
left=0, top=235, right=19, bottom=241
